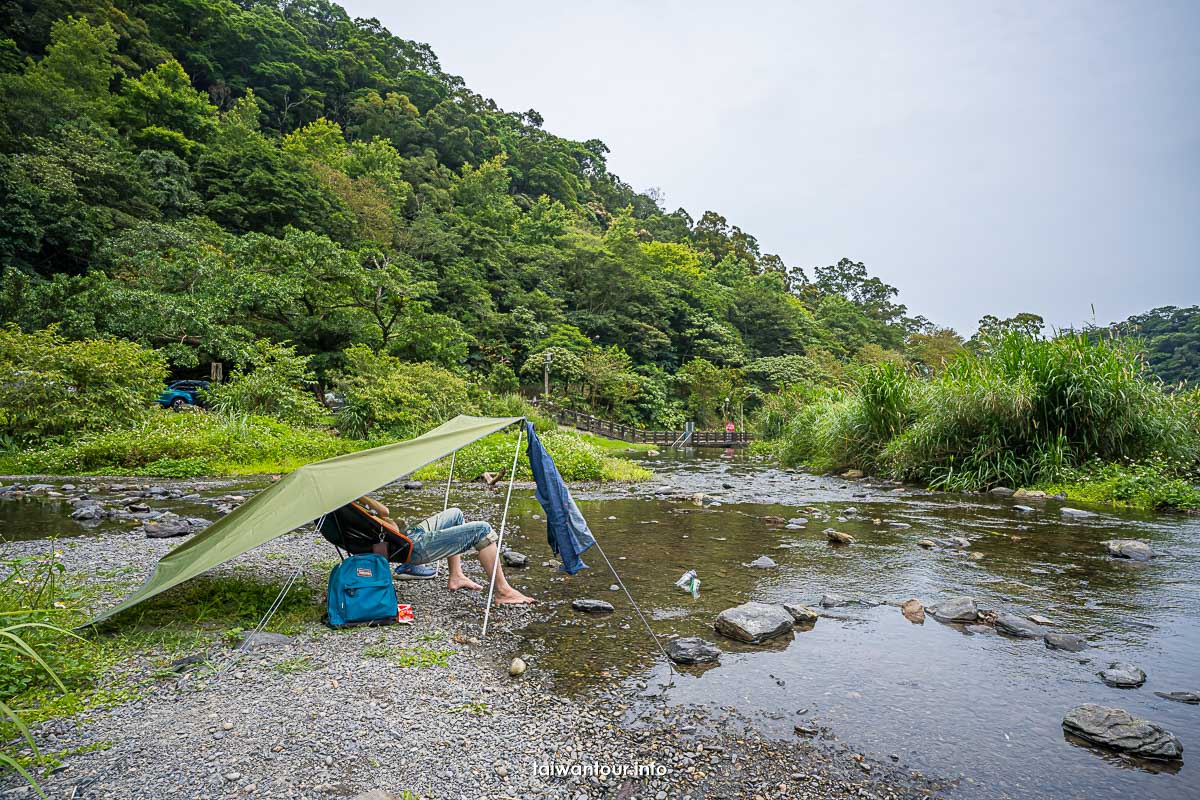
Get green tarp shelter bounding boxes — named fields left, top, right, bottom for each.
left=89, top=414, right=523, bottom=626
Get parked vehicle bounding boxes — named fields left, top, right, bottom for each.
left=157, top=380, right=210, bottom=410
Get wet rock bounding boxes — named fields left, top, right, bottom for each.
left=501, top=550, right=528, bottom=568
left=745, top=556, right=777, bottom=569
left=825, top=529, right=854, bottom=545
left=888, top=521, right=912, bottom=529
left=1013, top=504, right=1036, bottom=513
left=127, top=502, right=151, bottom=513
left=761, top=515, right=786, bottom=524
left=28, top=483, right=53, bottom=495
left=236, top=631, right=295, bottom=650
left=1061, top=507, right=1097, bottom=519
left=929, top=596, right=978, bottom=622
left=1154, top=691, right=1200, bottom=704
left=842, top=469, right=864, bottom=479
left=1062, top=704, right=1182, bottom=760
left=714, top=602, right=794, bottom=644
left=666, top=637, right=722, bottom=664
left=1013, top=488, right=1047, bottom=499
left=1103, top=539, right=1154, bottom=561
left=1044, top=632, right=1087, bottom=652
left=1028, top=614, right=1055, bottom=626
left=819, top=593, right=850, bottom=608
left=900, top=599, right=925, bottom=624
left=916, top=539, right=936, bottom=549
left=571, top=599, right=614, bottom=614
left=1099, top=662, right=1147, bottom=688
left=168, top=654, right=206, bottom=674
left=782, top=603, right=819, bottom=625
left=402, top=480, right=423, bottom=490
left=945, top=536, right=970, bottom=548
left=994, top=612, right=1042, bottom=639
left=70, top=503, right=106, bottom=521
left=989, top=487, right=1015, bottom=497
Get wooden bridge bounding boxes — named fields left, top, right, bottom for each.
left=541, top=405, right=753, bottom=448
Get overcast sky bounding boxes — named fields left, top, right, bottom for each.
left=340, top=1, right=1199, bottom=335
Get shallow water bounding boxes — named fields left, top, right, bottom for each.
left=503, top=450, right=1200, bottom=800
left=2, top=454, right=1197, bottom=799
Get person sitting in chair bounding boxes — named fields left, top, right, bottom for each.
left=348, top=495, right=534, bottom=605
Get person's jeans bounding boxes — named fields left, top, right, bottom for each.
left=406, top=507, right=497, bottom=565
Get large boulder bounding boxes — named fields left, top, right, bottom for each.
left=994, top=612, right=1043, bottom=639
left=1154, top=691, right=1200, bottom=704
left=929, top=596, right=978, bottom=622
left=745, top=555, right=777, bottom=569
left=1099, top=662, right=1147, bottom=688
left=1061, top=507, right=1097, bottom=519
left=1062, top=705, right=1182, bottom=760
left=666, top=637, right=722, bottom=664
left=714, top=602, right=794, bottom=644
left=1103, top=540, right=1155, bottom=561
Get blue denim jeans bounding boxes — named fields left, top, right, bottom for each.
left=406, top=507, right=497, bottom=566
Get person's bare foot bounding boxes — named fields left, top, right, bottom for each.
left=494, top=587, right=536, bottom=605
left=447, top=574, right=483, bottom=592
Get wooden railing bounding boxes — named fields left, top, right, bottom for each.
left=539, top=404, right=753, bottom=448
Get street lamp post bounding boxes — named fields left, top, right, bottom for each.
left=543, top=351, right=553, bottom=399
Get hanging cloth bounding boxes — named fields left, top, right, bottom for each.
left=526, top=421, right=595, bottom=574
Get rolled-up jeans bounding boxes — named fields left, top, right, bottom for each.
left=406, top=507, right=497, bottom=565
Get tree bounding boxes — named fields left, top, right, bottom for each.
left=906, top=327, right=965, bottom=373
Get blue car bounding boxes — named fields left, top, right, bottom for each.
left=157, top=380, right=210, bottom=410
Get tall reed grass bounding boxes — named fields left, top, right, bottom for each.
left=776, top=333, right=1200, bottom=494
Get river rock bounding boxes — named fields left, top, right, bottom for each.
left=929, top=596, right=978, bottom=622
left=994, top=612, right=1042, bottom=638
left=143, top=519, right=193, bottom=538
left=572, top=599, right=614, bottom=614
left=1103, top=539, right=1154, bottom=561
left=402, top=480, right=423, bottom=490
left=1044, top=632, right=1087, bottom=652
left=819, top=593, right=851, bottom=608
left=714, top=602, right=794, bottom=644
left=1099, top=662, right=1147, bottom=688
left=843, top=469, right=864, bottom=479
left=782, top=603, right=819, bottom=624
left=761, top=515, right=786, bottom=524
left=1013, top=504, right=1036, bottom=513
left=825, top=529, right=855, bottom=545
left=1154, top=691, right=1200, bottom=704
left=1061, top=507, right=1097, bottom=519
left=666, top=637, right=722, bottom=664
left=1013, top=488, right=1046, bottom=499
left=900, top=599, right=925, bottom=624
left=70, top=503, right=106, bottom=521
left=916, top=539, right=936, bottom=549
left=989, top=487, right=1015, bottom=497
left=501, top=550, right=528, bottom=568
left=1062, top=704, right=1182, bottom=760
left=236, top=631, right=295, bottom=650
left=746, top=556, right=777, bottom=569
left=787, top=517, right=809, bottom=526
left=508, top=657, right=527, bottom=676
left=1028, top=614, right=1055, bottom=625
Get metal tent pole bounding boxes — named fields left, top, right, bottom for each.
left=481, top=427, right=524, bottom=638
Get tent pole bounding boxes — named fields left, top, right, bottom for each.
left=434, top=450, right=457, bottom=579
left=481, top=426, right=524, bottom=638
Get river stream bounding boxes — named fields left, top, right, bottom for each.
left=2, top=450, right=1198, bottom=799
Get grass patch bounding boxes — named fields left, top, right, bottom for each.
left=393, top=647, right=453, bottom=668
left=448, top=700, right=493, bottom=716
left=412, top=428, right=651, bottom=483
left=273, top=655, right=318, bottom=674
left=1045, top=457, right=1200, bottom=511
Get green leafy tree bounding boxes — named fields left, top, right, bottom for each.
left=205, top=339, right=326, bottom=426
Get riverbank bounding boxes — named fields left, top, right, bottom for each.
left=0, top=481, right=940, bottom=800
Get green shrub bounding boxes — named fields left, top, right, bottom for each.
left=1047, top=457, right=1200, bottom=510
left=334, top=345, right=473, bottom=439
left=412, top=429, right=650, bottom=483
left=9, top=411, right=359, bottom=475
left=0, top=326, right=166, bottom=442
left=205, top=340, right=326, bottom=426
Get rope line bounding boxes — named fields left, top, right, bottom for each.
left=591, top=537, right=677, bottom=679
left=481, top=426, right=524, bottom=638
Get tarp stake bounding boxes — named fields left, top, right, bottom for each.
left=481, top=427, right=524, bottom=637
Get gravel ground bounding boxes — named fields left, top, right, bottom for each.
left=0, top=480, right=946, bottom=800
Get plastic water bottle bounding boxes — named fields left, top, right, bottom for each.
left=675, top=569, right=697, bottom=590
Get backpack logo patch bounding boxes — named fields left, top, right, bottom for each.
left=356, top=567, right=373, bottom=577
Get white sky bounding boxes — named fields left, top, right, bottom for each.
left=340, top=0, right=1200, bottom=334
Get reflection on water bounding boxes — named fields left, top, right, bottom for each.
left=508, top=450, right=1199, bottom=800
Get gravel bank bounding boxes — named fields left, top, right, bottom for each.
left=0, top=481, right=945, bottom=800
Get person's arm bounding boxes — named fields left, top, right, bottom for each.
left=358, top=495, right=390, bottom=518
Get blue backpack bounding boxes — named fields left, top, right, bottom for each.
left=326, top=553, right=398, bottom=628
